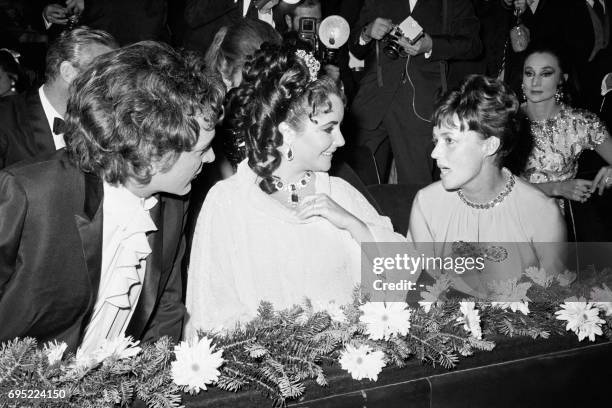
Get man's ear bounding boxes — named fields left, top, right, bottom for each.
left=484, top=136, right=501, bottom=157
left=59, top=61, right=79, bottom=85
left=284, top=14, right=293, bottom=31
left=278, top=121, right=296, bottom=147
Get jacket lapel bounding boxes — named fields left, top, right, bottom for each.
left=126, top=196, right=164, bottom=338
left=24, top=90, right=56, bottom=154
left=74, top=172, right=104, bottom=293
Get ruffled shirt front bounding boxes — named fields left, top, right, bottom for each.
left=78, top=183, right=157, bottom=357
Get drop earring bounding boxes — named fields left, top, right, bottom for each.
left=10, top=80, right=15, bottom=93
left=554, top=85, right=564, bottom=104
left=287, top=147, right=294, bottom=161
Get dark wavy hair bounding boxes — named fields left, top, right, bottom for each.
left=433, top=74, right=520, bottom=167
left=65, top=41, right=225, bottom=185
left=225, top=43, right=345, bottom=193
left=44, top=26, right=118, bottom=82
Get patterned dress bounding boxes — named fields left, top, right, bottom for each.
left=522, top=105, right=609, bottom=184
left=521, top=104, right=611, bottom=240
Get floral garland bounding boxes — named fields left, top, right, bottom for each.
left=1, top=266, right=611, bottom=408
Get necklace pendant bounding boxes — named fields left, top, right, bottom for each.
left=290, top=192, right=299, bottom=205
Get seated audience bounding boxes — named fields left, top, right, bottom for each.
left=408, top=75, right=566, bottom=296
left=185, top=44, right=403, bottom=336
left=519, top=46, right=612, bottom=241
left=0, top=27, right=117, bottom=169
left=0, top=41, right=225, bottom=355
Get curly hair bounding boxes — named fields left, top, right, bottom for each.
left=224, top=43, right=344, bottom=193
left=433, top=74, right=520, bottom=167
left=65, top=41, right=225, bottom=185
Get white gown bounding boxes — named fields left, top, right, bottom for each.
left=184, top=161, right=404, bottom=337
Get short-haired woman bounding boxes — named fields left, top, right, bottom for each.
left=408, top=75, right=566, bottom=296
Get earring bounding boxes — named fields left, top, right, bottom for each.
left=554, top=86, right=564, bottom=104
left=10, top=80, right=15, bottom=93
left=287, top=147, right=294, bottom=161
left=521, top=84, right=527, bottom=102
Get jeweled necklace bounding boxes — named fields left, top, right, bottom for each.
left=272, top=171, right=313, bottom=206
left=457, top=168, right=515, bottom=210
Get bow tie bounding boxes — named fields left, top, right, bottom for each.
left=52, top=117, right=65, bottom=134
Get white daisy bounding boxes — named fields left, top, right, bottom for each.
left=338, top=344, right=386, bottom=381
left=359, top=302, right=411, bottom=340
left=43, top=340, right=67, bottom=366
left=313, top=300, right=348, bottom=324
left=555, top=301, right=605, bottom=342
left=456, top=302, right=482, bottom=339
left=172, top=336, right=225, bottom=394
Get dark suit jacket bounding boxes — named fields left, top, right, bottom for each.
left=0, top=90, right=55, bottom=170
left=349, top=0, right=481, bottom=129
left=36, top=0, right=169, bottom=45
left=183, top=0, right=285, bottom=53
left=0, top=151, right=187, bottom=352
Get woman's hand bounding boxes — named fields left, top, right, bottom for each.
left=553, top=179, right=593, bottom=202
left=591, top=166, right=612, bottom=195
left=296, top=194, right=373, bottom=242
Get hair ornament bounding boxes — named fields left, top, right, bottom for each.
left=295, top=49, right=320, bottom=81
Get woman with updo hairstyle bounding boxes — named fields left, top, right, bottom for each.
left=408, top=75, right=566, bottom=297
left=518, top=46, right=612, bottom=241
left=185, top=44, right=403, bottom=335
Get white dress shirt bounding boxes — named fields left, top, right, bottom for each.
left=528, top=0, right=540, bottom=14
left=38, top=85, right=65, bottom=150
left=78, top=183, right=158, bottom=358
left=239, top=0, right=275, bottom=27
left=586, top=0, right=607, bottom=13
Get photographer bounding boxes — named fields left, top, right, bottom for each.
left=348, top=0, right=481, bottom=186
left=281, top=0, right=340, bottom=82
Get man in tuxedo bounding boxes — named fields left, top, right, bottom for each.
left=183, top=0, right=287, bottom=53
left=0, top=27, right=117, bottom=169
left=0, top=41, right=225, bottom=354
left=348, top=0, right=481, bottom=185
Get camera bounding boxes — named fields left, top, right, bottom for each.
left=382, top=26, right=405, bottom=60
left=298, top=17, right=320, bottom=55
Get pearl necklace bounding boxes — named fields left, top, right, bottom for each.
left=272, top=171, right=313, bottom=206
left=457, top=169, right=515, bottom=210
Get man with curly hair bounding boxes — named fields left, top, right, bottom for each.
left=0, top=41, right=225, bottom=354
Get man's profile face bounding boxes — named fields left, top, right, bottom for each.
left=146, top=115, right=216, bottom=196
left=289, top=4, right=322, bottom=33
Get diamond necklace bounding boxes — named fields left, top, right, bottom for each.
left=272, top=171, right=313, bottom=206
left=457, top=168, right=515, bottom=210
